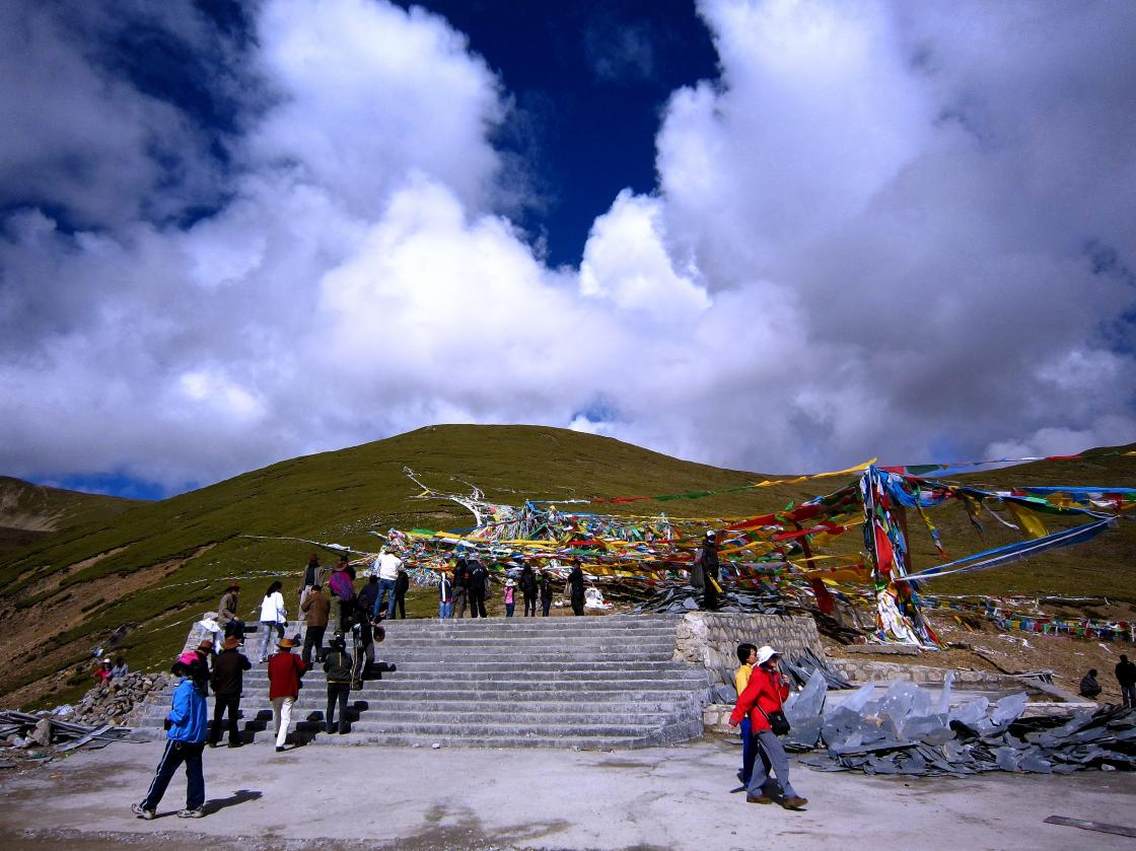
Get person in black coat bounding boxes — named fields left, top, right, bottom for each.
left=207, top=636, right=251, bottom=747
left=566, top=561, right=585, bottom=616
left=695, top=531, right=721, bottom=611
left=394, top=567, right=410, bottom=619
left=467, top=557, right=488, bottom=619
left=520, top=563, right=538, bottom=617
left=452, top=557, right=469, bottom=619
left=539, top=571, right=554, bottom=616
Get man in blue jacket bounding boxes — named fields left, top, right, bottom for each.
left=132, top=654, right=209, bottom=819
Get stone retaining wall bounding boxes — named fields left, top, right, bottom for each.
left=827, top=659, right=1024, bottom=691
left=673, top=612, right=824, bottom=694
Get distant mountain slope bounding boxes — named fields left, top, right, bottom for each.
left=0, top=476, right=139, bottom=556
left=0, top=426, right=1131, bottom=709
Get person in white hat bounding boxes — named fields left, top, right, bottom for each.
left=729, top=645, right=807, bottom=810
left=503, top=578, right=516, bottom=618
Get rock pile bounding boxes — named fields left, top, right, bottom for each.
left=72, top=672, right=171, bottom=727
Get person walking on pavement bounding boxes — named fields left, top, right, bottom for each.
left=520, top=563, right=538, bottom=617
left=394, top=566, right=409, bottom=619
left=540, top=571, right=554, bottom=616
left=438, top=568, right=453, bottom=619
left=729, top=645, right=807, bottom=810
left=1117, top=654, right=1136, bottom=708
left=467, top=555, right=488, bottom=618
left=567, top=560, right=586, bottom=616
left=300, top=584, right=330, bottom=666
left=452, top=556, right=469, bottom=619
left=322, top=635, right=354, bottom=734
left=733, top=643, right=761, bottom=789
left=372, top=548, right=403, bottom=621
left=132, top=654, right=209, bottom=819
left=266, top=637, right=308, bottom=752
left=257, top=581, right=287, bottom=663
left=208, top=636, right=251, bottom=748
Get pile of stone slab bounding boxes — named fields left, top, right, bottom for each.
left=69, top=672, right=171, bottom=727
left=0, top=710, right=133, bottom=761
left=784, top=672, right=1136, bottom=776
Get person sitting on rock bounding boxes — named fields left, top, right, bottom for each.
left=111, top=656, right=129, bottom=679
left=1079, top=669, right=1102, bottom=699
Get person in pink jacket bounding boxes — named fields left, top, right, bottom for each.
left=729, top=645, right=807, bottom=809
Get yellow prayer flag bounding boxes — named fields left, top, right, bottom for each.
left=1006, top=503, right=1048, bottom=539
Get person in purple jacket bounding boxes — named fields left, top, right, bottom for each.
left=132, top=653, right=209, bottom=819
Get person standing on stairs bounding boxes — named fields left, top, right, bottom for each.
left=438, top=568, right=453, bottom=619
left=299, top=553, right=322, bottom=623
left=520, top=562, right=538, bottom=616
left=452, top=556, right=470, bottom=619
left=300, top=584, right=330, bottom=666
left=208, top=635, right=250, bottom=748
left=503, top=578, right=516, bottom=617
left=267, top=637, right=308, bottom=752
left=467, top=555, right=488, bottom=618
left=322, top=635, right=354, bottom=734
left=540, top=571, right=554, bottom=616
left=257, top=581, right=287, bottom=663
left=373, top=547, right=403, bottom=621
left=567, top=560, right=586, bottom=616
left=394, top=566, right=409, bottom=619
left=328, top=556, right=356, bottom=634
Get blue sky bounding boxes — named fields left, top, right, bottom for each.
left=1, top=0, right=1134, bottom=499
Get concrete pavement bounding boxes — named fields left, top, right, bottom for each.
left=1, top=735, right=1133, bottom=850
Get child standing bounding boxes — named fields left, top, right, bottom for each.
left=503, top=578, right=516, bottom=617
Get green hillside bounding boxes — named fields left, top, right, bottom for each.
left=0, top=425, right=1131, bottom=709
left=0, top=476, right=139, bottom=557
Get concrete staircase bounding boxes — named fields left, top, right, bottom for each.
left=139, top=614, right=711, bottom=749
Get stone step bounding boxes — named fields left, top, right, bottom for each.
left=377, top=635, right=677, bottom=647
left=239, top=669, right=705, bottom=684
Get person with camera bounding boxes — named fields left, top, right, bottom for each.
left=728, top=645, right=807, bottom=810
left=132, top=653, right=209, bottom=819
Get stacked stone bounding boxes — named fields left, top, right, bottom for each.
left=72, top=672, right=171, bottom=727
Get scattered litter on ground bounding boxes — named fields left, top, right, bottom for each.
left=1043, top=815, right=1136, bottom=838
left=0, top=710, right=133, bottom=766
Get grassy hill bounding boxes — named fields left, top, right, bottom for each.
left=0, top=476, right=139, bottom=557
left=0, top=425, right=1131, bottom=709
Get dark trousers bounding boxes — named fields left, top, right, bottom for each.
left=523, top=592, right=536, bottom=616
left=505, top=602, right=515, bottom=617
left=453, top=588, right=468, bottom=618
left=223, top=620, right=245, bottom=641
left=541, top=597, right=552, bottom=616
left=141, top=739, right=204, bottom=812
left=1123, top=683, right=1136, bottom=708
left=326, top=683, right=350, bottom=732
left=302, top=625, right=326, bottom=666
left=469, top=588, right=487, bottom=618
left=571, top=594, right=584, bottom=616
left=394, top=593, right=406, bottom=619
left=739, top=718, right=761, bottom=784
left=208, top=694, right=241, bottom=746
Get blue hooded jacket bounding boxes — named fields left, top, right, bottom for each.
left=167, top=678, right=208, bottom=743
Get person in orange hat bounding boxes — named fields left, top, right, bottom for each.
left=266, top=637, right=307, bottom=752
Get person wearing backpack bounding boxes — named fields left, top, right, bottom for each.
left=322, top=635, right=354, bottom=734
left=467, top=556, right=488, bottom=619
left=729, top=646, right=806, bottom=810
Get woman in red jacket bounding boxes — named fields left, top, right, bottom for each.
left=729, top=645, right=807, bottom=809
